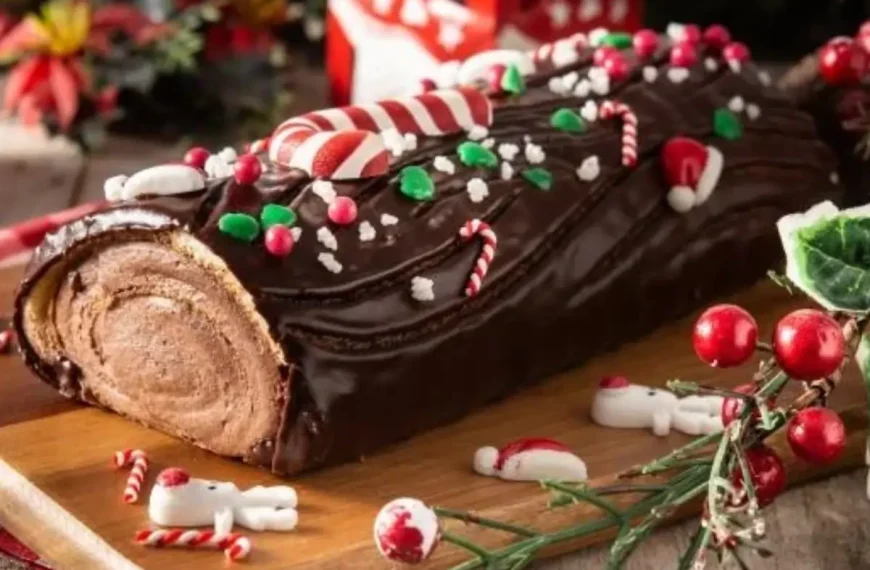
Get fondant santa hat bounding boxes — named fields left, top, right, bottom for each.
left=473, top=438, right=588, bottom=482
left=155, top=467, right=191, bottom=488
left=661, top=137, right=724, bottom=213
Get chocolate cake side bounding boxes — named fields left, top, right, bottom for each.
left=14, top=31, right=840, bottom=475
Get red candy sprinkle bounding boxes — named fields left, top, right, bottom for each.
left=264, top=226, right=295, bottom=257
left=593, top=45, right=619, bottom=66
left=328, top=196, right=358, bottom=225
left=703, top=24, right=731, bottom=50
left=670, top=42, right=698, bottom=67
left=485, top=63, right=507, bottom=92
left=183, top=147, right=210, bottom=169
left=233, top=154, right=262, bottom=185
left=723, top=42, right=751, bottom=63
left=602, top=52, right=630, bottom=81
left=632, top=29, right=659, bottom=59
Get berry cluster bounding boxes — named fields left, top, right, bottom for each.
left=693, top=304, right=848, bottom=507
left=818, top=22, right=870, bottom=86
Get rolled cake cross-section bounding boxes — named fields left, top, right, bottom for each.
left=16, top=28, right=844, bottom=475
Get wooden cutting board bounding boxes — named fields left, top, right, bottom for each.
left=0, top=264, right=866, bottom=570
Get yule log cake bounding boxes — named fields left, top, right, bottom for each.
left=15, top=26, right=843, bottom=475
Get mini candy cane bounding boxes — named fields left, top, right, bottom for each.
left=530, top=33, right=588, bottom=68
left=459, top=219, right=497, bottom=297
left=246, top=138, right=270, bottom=154
left=598, top=100, right=638, bottom=167
left=135, top=529, right=252, bottom=561
left=267, top=88, right=493, bottom=181
left=113, top=449, right=149, bottom=504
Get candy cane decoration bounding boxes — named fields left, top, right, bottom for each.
left=530, top=33, right=588, bottom=68
left=135, top=529, right=252, bottom=561
left=598, top=100, right=639, bottom=167
left=266, top=88, right=492, bottom=181
left=459, top=219, right=497, bottom=297
left=113, top=449, right=149, bottom=504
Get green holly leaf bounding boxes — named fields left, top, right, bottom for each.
left=713, top=108, right=743, bottom=141
left=399, top=166, right=435, bottom=201
left=260, top=204, right=297, bottom=229
left=780, top=202, right=870, bottom=312
left=599, top=32, right=632, bottom=49
left=457, top=142, right=498, bottom=169
left=521, top=167, right=554, bottom=191
left=501, top=63, right=526, bottom=95
left=219, top=213, right=261, bottom=242
left=550, top=108, right=587, bottom=133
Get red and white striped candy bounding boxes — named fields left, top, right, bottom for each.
left=531, top=33, right=588, bottom=68
left=135, top=529, right=252, bottom=561
left=0, top=201, right=104, bottom=266
left=459, top=219, right=497, bottom=297
left=598, top=100, right=639, bottom=167
left=113, top=449, right=149, bottom=504
left=268, top=88, right=492, bottom=181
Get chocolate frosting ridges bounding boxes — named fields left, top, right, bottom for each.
left=16, top=32, right=841, bottom=475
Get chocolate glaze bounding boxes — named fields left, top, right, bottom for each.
left=15, top=35, right=843, bottom=475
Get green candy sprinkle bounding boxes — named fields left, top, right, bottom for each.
left=713, top=108, right=744, bottom=141
left=260, top=203, right=297, bottom=229
left=399, top=166, right=435, bottom=201
left=219, top=213, right=261, bottom=242
left=599, top=32, right=632, bottom=49
left=521, top=167, right=554, bottom=191
left=501, top=63, right=526, bottom=95
left=550, top=108, right=587, bottom=133
left=457, top=141, right=498, bottom=169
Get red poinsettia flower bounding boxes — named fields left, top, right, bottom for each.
left=204, top=21, right=274, bottom=61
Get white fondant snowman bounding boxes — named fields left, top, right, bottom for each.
left=660, top=137, right=724, bottom=213
left=590, top=376, right=724, bottom=437
left=104, top=164, right=206, bottom=202
left=473, top=438, right=588, bottom=482
left=148, top=467, right=299, bottom=532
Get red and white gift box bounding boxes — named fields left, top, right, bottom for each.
left=326, top=0, right=644, bottom=104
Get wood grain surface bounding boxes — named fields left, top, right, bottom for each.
left=0, top=263, right=867, bottom=570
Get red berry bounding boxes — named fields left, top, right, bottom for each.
left=633, top=29, right=659, bottom=59
left=859, top=20, right=870, bottom=39
left=327, top=196, right=358, bottom=225
left=692, top=304, right=758, bottom=368
left=787, top=407, right=845, bottom=465
left=264, top=225, right=294, bottom=257
left=602, top=52, right=630, bottom=81
left=721, top=383, right=775, bottom=426
left=183, top=146, right=210, bottom=169
left=723, top=41, right=751, bottom=63
left=593, top=46, right=619, bottom=66
left=818, top=37, right=868, bottom=86
left=670, top=42, right=698, bottom=67
left=485, top=64, right=507, bottom=91
left=678, top=24, right=702, bottom=45
left=731, top=445, right=786, bottom=508
left=773, top=309, right=845, bottom=381
left=703, top=24, right=731, bottom=50
left=419, top=78, right=437, bottom=92
left=233, top=154, right=262, bottom=185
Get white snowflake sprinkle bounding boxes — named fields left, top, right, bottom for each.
left=548, top=76, right=568, bottom=95
left=498, top=143, right=520, bottom=161
left=381, top=213, right=399, bottom=226
left=410, top=276, right=435, bottom=302
left=523, top=135, right=532, bottom=144
left=466, top=178, right=489, bottom=203
left=758, top=70, right=772, bottom=86
left=290, top=227, right=302, bottom=242
left=433, top=156, right=456, bottom=175
left=525, top=143, right=545, bottom=164
left=642, top=66, right=658, bottom=83
left=562, top=71, right=580, bottom=90
left=404, top=133, right=418, bottom=151
left=666, top=22, right=684, bottom=42
left=482, top=138, right=495, bottom=149
left=218, top=147, right=238, bottom=164
left=830, top=172, right=840, bottom=185
left=746, top=103, right=761, bottom=121
left=704, top=58, right=719, bottom=72
left=588, top=27, right=609, bottom=47
left=590, top=74, right=610, bottom=96
left=501, top=161, right=514, bottom=180
left=728, top=60, right=742, bottom=74
left=467, top=125, right=489, bottom=141
left=312, top=180, right=337, bottom=204
left=728, top=96, right=745, bottom=113
left=317, top=227, right=338, bottom=251
left=588, top=66, right=608, bottom=81
left=576, top=155, right=600, bottom=181
left=204, top=155, right=233, bottom=178
left=667, top=67, right=690, bottom=84
left=381, top=128, right=406, bottom=157
left=318, top=253, right=343, bottom=274
left=359, top=221, right=376, bottom=242
left=580, top=100, right=598, bottom=123
left=573, top=79, right=591, bottom=98
left=552, top=39, right=581, bottom=67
